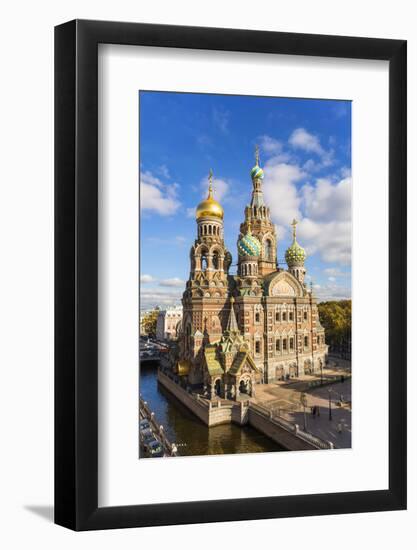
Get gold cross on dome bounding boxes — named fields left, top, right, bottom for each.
left=291, top=218, right=298, bottom=239
left=255, top=144, right=260, bottom=166
left=208, top=168, right=213, bottom=197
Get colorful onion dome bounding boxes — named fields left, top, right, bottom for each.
left=250, top=164, right=264, bottom=180
left=250, top=144, right=264, bottom=180
left=196, top=169, right=224, bottom=221
left=285, top=219, right=306, bottom=266
left=238, top=224, right=261, bottom=257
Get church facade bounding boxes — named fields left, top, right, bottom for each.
left=175, top=149, right=328, bottom=399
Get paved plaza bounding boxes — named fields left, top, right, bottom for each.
left=252, top=357, right=352, bottom=448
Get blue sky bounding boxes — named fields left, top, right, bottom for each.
left=140, top=91, right=351, bottom=310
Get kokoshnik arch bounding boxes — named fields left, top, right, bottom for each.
left=174, top=147, right=328, bottom=399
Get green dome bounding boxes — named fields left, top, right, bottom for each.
left=285, top=219, right=306, bottom=266
left=250, top=165, right=264, bottom=180
left=238, top=226, right=261, bottom=257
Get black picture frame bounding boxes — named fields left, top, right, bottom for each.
left=55, top=19, right=407, bottom=531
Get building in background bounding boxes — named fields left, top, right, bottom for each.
left=156, top=306, right=183, bottom=341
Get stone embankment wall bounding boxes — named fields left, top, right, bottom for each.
left=157, top=370, right=234, bottom=426
left=247, top=407, right=317, bottom=451
left=158, top=369, right=330, bottom=451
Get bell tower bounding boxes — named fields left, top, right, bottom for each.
left=239, top=146, right=277, bottom=276
left=180, top=170, right=231, bottom=383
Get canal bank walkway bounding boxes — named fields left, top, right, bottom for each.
left=253, top=377, right=351, bottom=449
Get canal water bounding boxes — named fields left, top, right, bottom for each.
left=140, top=362, right=285, bottom=457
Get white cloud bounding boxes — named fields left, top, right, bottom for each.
left=289, top=127, right=324, bottom=156
left=301, top=177, right=351, bottom=222
left=258, top=135, right=292, bottom=162
left=212, top=107, right=230, bottom=134
left=258, top=135, right=282, bottom=155
left=324, top=267, right=349, bottom=278
left=140, top=289, right=182, bottom=310
left=199, top=175, right=229, bottom=202
left=186, top=207, right=196, bottom=218
left=263, top=161, right=304, bottom=226
left=140, top=274, right=155, bottom=284
left=315, top=282, right=351, bottom=302
left=159, top=277, right=185, bottom=287
left=140, top=170, right=181, bottom=216
left=298, top=218, right=351, bottom=265
left=156, top=164, right=171, bottom=179
left=289, top=128, right=335, bottom=170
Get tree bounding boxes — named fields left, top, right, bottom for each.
left=318, top=300, right=351, bottom=357
left=141, top=307, right=160, bottom=337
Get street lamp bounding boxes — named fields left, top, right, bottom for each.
left=300, top=392, right=308, bottom=431
left=328, top=388, right=332, bottom=421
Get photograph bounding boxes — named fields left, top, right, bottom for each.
left=139, top=91, right=352, bottom=458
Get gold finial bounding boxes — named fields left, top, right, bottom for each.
left=255, top=144, right=260, bottom=166
left=291, top=218, right=298, bottom=240
left=247, top=221, right=252, bottom=235
left=208, top=168, right=213, bottom=198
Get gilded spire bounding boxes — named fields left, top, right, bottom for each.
left=208, top=168, right=214, bottom=198
left=291, top=218, right=298, bottom=241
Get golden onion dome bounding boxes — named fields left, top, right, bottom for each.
left=196, top=169, right=224, bottom=221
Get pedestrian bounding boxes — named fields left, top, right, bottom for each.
left=337, top=421, right=343, bottom=433
left=317, top=406, right=320, bottom=416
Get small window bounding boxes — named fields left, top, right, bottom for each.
left=304, top=311, right=308, bottom=321
left=275, top=339, right=280, bottom=352
left=255, top=312, right=260, bottom=323
left=304, top=336, right=309, bottom=347
left=290, top=337, right=294, bottom=350
left=255, top=341, right=261, bottom=354
left=289, top=312, right=294, bottom=321
left=283, top=339, right=287, bottom=351
left=275, top=312, right=280, bottom=322
left=282, top=312, right=287, bottom=321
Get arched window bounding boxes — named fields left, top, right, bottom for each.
left=185, top=324, right=191, bottom=353
left=212, top=251, right=219, bottom=270
left=264, top=239, right=273, bottom=260
left=201, top=252, right=208, bottom=271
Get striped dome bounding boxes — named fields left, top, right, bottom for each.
left=250, top=164, right=264, bottom=180
left=238, top=227, right=261, bottom=257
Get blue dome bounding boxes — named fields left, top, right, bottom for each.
left=250, top=165, right=264, bottom=180
left=238, top=227, right=261, bottom=257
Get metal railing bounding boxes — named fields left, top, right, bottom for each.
left=248, top=402, right=334, bottom=450
left=139, top=396, right=179, bottom=457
